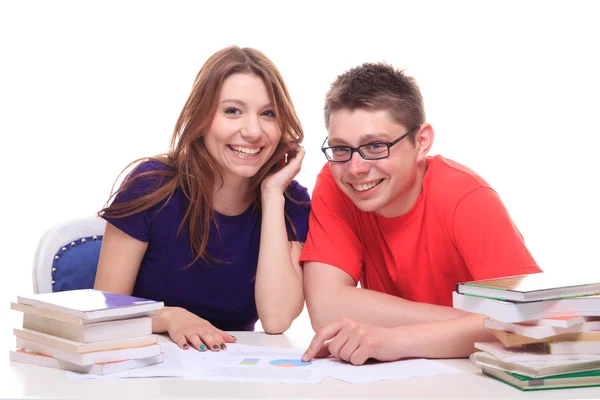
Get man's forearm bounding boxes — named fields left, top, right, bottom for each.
left=392, top=313, right=497, bottom=359
left=308, top=285, right=470, bottom=330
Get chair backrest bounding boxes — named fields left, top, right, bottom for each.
left=32, top=216, right=107, bottom=293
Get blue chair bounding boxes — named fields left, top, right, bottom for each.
left=32, top=216, right=106, bottom=294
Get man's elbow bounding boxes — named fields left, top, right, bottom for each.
left=306, top=297, right=333, bottom=332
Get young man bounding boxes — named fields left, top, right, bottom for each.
left=300, top=63, right=541, bottom=366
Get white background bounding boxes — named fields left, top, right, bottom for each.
left=1, top=0, right=599, bottom=340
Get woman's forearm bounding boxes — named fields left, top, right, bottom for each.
left=255, top=192, right=304, bottom=333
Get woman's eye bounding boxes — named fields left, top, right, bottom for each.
left=224, top=107, right=241, bottom=115
left=261, top=110, right=276, bottom=118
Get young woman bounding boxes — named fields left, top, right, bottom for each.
left=94, top=46, right=309, bottom=352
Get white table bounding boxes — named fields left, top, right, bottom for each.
left=3, top=331, right=600, bottom=399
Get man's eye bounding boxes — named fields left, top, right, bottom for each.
left=331, top=147, right=350, bottom=154
left=363, top=143, right=388, bottom=154
left=224, top=107, right=241, bottom=115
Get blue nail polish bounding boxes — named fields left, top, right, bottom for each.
left=200, top=344, right=207, bottom=350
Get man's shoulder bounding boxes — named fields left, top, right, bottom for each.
left=312, top=163, right=363, bottom=218
left=313, top=163, right=352, bottom=202
left=426, top=155, right=492, bottom=200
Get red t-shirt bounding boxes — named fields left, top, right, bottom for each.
left=300, top=155, right=541, bottom=307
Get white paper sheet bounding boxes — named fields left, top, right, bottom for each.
left=326, top=358, right=463, bottom=384
left=179, top=343, right=335, bottom=384
left=65, top=342, right=462, bottom=385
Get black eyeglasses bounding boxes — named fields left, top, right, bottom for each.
left=321, top=125, right=421, bottom=162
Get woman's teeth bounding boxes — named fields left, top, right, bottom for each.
left=229, top=145, right=261, bottom=156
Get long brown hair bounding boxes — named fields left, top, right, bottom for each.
left=99, top=46, right=304, bottom=265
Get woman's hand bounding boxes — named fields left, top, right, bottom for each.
left=158, top=307, right=236, bottom=351
left=261, top=145, right=305, bottom=195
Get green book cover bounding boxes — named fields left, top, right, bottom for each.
left=483, top=367, right=600, bottom=391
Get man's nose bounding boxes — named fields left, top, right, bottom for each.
left=347, top=151, right=370, bottom=175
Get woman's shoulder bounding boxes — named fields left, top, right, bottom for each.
left=116, top=158, right=175, bottom=199
left=130, top=158, right=173, bottom=176
left=285, top=180, right=310, bottom=202
left=125, top=158, right=174, bottom=184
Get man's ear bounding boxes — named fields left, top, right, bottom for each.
left=415, top=123, right=434, bottom=162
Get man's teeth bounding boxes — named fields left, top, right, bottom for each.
left=229, top=145, right=261, bottom=156
left=352, top=180, right=383, bottom=192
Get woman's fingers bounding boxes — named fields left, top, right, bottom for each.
left=200, top=332, right=222, bottom=351
left=169, top=332, right=190, bottom=350
left=186, top=333, right=207, bottom=351
left=223, top=332, right=237, bottom=343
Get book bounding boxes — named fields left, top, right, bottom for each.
left=482, top=366, right=600, bottom=391
left=543, top=340, right=600, bottom=355
left=484, top=318, right=600, bottom=339
left=15, top=289, right=163, bottom=322
left=22, top=313, right=152, bottom=343
left=452, top=291, right=600, bottom=323
left=457, top=272, right=600, bottom=302
left=488, top=329, right=600, bottom=347
left=10, top=349, right=164, bottom=375
left=474, top=342, right=600, bottom=362
left=525, top=316, right=597, bottom=328
left=16, top=337, right=161, bottom=366
left=13, top=328, right=157, bottom=353
left=471, top=351, right=600, bottom=378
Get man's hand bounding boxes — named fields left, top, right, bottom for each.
left=301, top=317, right=405, bottom=365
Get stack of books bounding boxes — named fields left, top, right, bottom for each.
left=10, top=289, right=164, bottom=375
left=453, top=273, right=600, bottom=391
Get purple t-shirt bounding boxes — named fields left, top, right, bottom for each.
left=103, top=161, right=310, bottom=331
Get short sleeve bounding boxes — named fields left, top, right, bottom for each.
left=299, top=166, right=365, bottom=283
left=284, top=180, right=311, bottom=242
left=452, top=186, right=542, bottom=280
left=102, top=161, right=168, bottom=243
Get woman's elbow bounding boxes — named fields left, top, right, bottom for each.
left=259, top=304, right=302, bottom=334
left=261, top=318, right=292, bottom=335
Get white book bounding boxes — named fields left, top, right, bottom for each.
left=16, top=289, right=163, bottom=322
left=23, top=313, right=152, bottom=343
left=10, top=349, right=164, bottom=375
left=520, top=316, right=596, bottom=328
left=471, top=351, right=600, bottom=379
left=484, top=319, right=600, bottom=340
left=453, top=292, right=600, bottom=323
left=16, top=337, right=161, bottom=366
left=474, top=342, right=600, bottom=362
left=457, top=272, right=600, bottom=302
left=544, top=341, right=600, bottom=355
left=13, top=328, right=157, bottom=353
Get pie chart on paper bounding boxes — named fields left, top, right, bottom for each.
left=269, top=359, right=312, bottom=368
